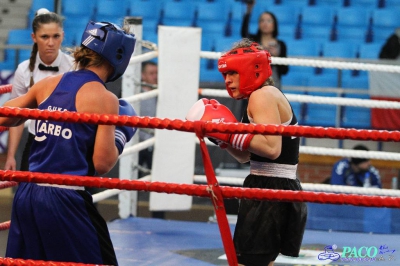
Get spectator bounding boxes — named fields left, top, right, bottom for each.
left=241, top=0, right=289, bottom=89
left=379, top=27, right=400, bottom=60
left=138, top=61, right=158, bottom=176
left=331, top=144, right=382, bottom=188
left=4, top=8, right=74, bottom=171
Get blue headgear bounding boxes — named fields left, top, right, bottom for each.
left=81, top=21, right=136, bottom=82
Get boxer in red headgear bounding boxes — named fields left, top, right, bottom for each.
left=186, top=39, right=307, bottom=266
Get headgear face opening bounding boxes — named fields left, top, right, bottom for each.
left=81, top=21, right=136, bottom=82
left=217, top=43, right=272, bottom=99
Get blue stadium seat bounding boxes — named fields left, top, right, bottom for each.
left=195, top=1, right=229, bottom=25
left=341, top=70, right=369, bottom=90
left=199, top=59, right=224, bottom=83
left=303, top=91, right=338, bottom=127
left=280, top=0, right=310, bottom=7
left=301, top=6, right=335, bottom=27
left=6, top=29, right=32, bottom=66
left=322, top=41, right=357, bottom=59
left=7, top=29, right=32, bottom=45
left=347, top=0, right=378, bottom=7
left=301, top=25, right=332, bottom=42
left=270, top=5, right=302, bottom=26
left=371, top=9, right=400, bottom=39
left=315, top=0, right=345, bottom=6
left=30, top=0, right=55, bottom=12
left=142, top=19, right=159, bottom=37
left=383, top=0, right=400, bottom=9
left=95, top=0, right=128, bottom=23
left=278, top=24, right=296, bottom=41
left=286, top=39, right=320, bottom=57
left=196, top=21, right=226, bottom=36
left=17, top=49, right=32, bottom=64
left=336, top=26, right=366, bottom=43
left=341, top=93, right=371, bottom=129
left=358, top=42, right=382, bottom=59
left=63, top=15, right=92, bottom=37
left=281, top=73, right=309, bottom=87
left=129, top=0, right=164, bottom=21
left=162, top=1, right=196, bottom=27
left=336, top=7, right=370, bottom=28
left=61, top=0, right=96, bottom=17
left=308, top=73, right=338, bottom=88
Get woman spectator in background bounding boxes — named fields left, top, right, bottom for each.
left=241, top=0, right=289, bottom=90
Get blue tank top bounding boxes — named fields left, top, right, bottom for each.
left=29, top=70, right=103, bottom=176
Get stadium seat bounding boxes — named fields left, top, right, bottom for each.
left=308, top=73, right=338, bottom=88
left=282, top=73, right=309, bottom=87
left=301, top=25, right=332, bottom=42
left=194, top=1, right=229, bottom=25
left=61, top=0, right=96, bottom=17
left=95, top=0, right=128, bottom=23
left=286, top=39, right=320, bottom=57
left=341, top=93, right=371, bottom=129
left=336, top=7, right=370, bottom=28
left=371, top=9, right=400, bottom=37
left=336, top=26, right=366, bottom=43
left=7, top=29, right=32, bottom=45
left=199, top=59, right=224, bottom=83
left=301, top=6, right=335, bottom=27
left=303, top=91, right=338, bottom=127
left=269, top=5, right=302, bottom=26
left=129, top=0, right=164, bottom=22
left=196, top=21, right=226, bottom=36
left=322, top=41, right=357, bottom=59
left=279, top=0, right=310, bottom=7
left=30, top=0, right=55, bottom=12
left=315, top=0, right=345, bottom=7
left=383, top=0, right=400, bottom=9
left=358, top=42, right=382, bottom=59
left=347, top=0, right=379, bottom=7
left=5, top=29, right=32, bottom=66
left=162, top=1, right=196, bottom=27
left=341, top=70, right=369, bottom=90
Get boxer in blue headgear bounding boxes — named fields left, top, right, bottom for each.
left=80, top=21, right=136, bottom=82
left=1, top=21, right=137, bottom=265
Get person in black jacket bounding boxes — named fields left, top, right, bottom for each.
left=241, top=0, right=289, bottom=90
left=379, top=27, right=400, bottom=60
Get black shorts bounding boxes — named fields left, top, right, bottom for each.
left=233, top=175, right=307, bottom=265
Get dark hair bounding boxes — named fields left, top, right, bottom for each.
left=350, top=144, right=369, bottom=165
left=255, top=11, right=279, bottom=39
left=141, top=61, right=157, bottom=73
left=29, top=11, right=63, bottom=87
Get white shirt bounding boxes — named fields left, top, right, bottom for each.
left=11, top=50, right=74, bottom=134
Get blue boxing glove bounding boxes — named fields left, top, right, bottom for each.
left=115, top=99, right=137, bottom=154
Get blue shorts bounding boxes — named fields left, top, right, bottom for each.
left=6, top=183, right=118, bottom=265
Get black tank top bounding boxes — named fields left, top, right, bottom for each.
left=241, top=96, right=300, bottom=165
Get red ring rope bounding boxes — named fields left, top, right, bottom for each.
left=0, top=107, right=399, bottom=141
left=1, top=170, right=399, bottom=208
left=0, top=84, right=12, bottom=94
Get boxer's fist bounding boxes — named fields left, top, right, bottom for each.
left=186, top=98, right=237, bottom=145
left=186, top=98, right=254, bottom=151
left=115, top=99, right=137, bottom=154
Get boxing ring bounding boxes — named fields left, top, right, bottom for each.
left=1, top=21, right=400, bottom=266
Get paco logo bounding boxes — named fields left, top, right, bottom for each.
left=318, top=244, right=396, bottom=263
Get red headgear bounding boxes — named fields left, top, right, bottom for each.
left=217, top=42, right=272, bottom=99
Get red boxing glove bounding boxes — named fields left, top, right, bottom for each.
left=186, top=98, right=254, bottom=151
